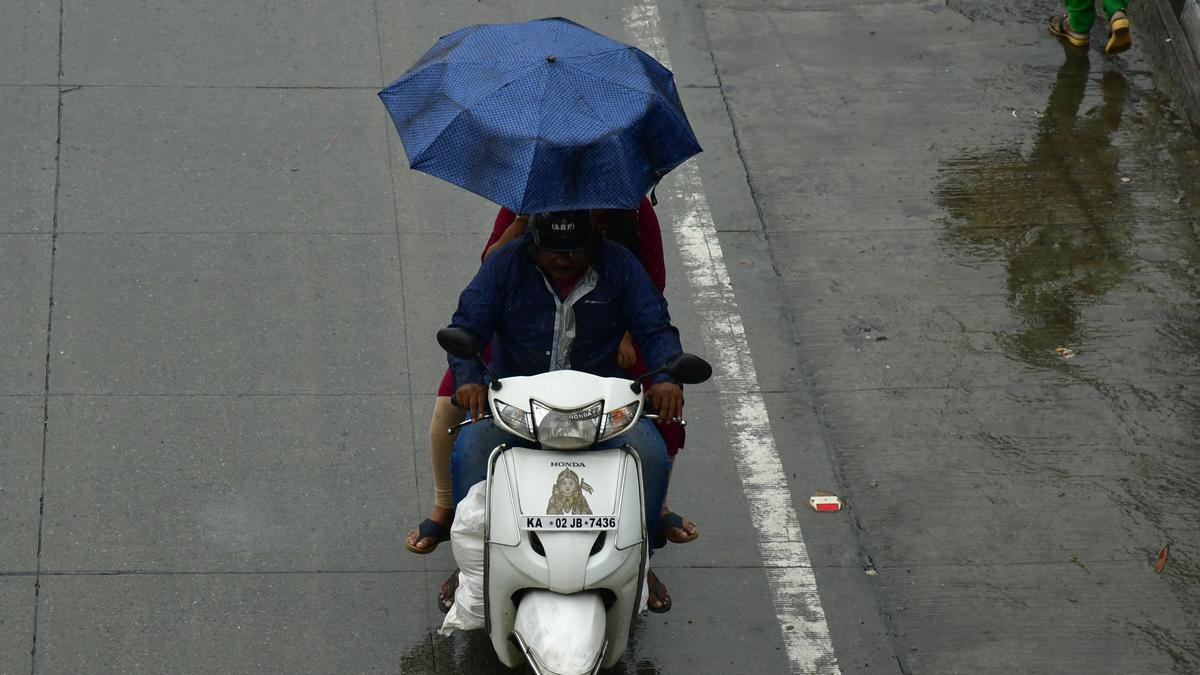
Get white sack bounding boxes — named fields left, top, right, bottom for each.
left=439, top=481, right=487, bottom=634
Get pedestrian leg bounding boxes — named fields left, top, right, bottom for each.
left=1065, top=0, right=1096, bottom=33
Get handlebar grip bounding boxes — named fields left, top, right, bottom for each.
left=640, top=412, right=687, bottom=427
left=447, top=413, right=493, bottom=435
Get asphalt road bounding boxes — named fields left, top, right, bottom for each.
left=2, top=1, right=1198, bottom=674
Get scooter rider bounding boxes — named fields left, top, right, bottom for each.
left=446, top=209, right=685, bottom=609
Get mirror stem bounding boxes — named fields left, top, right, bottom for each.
left=478, top=353, right=502, bottom=390
left=629, top=366, right=667, bottom=393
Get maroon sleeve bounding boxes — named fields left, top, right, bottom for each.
left=635, top=197, right=667, bottom=293
left=483, top=208, right=519, bottom=262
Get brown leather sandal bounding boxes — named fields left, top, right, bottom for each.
left=647, top=569, right=672, bottom=613
left=1049, top=14, right=1089, bottom=48
left=438, top=569, right=460, bottom=614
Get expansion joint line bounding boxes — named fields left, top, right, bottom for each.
left=31, top=3, right=68, bottom=674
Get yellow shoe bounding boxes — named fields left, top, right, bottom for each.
left=1106, top=15, right=1132, bottom=55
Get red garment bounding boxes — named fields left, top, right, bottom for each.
left=656, top=419, right=686, bottom=458
left=438, top=365, right=455, bottom=397
left=437, top=344, right=492, bottom=397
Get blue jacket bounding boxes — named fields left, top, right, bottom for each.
left=448, top=234, right=682, bottom=387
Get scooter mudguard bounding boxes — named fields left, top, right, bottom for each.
left=511, top=590, right=606, bottom=675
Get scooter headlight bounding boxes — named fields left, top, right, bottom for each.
left=599, top=401, right=640, bottom=440
left=493, top=399, right=535, bottom=440
left=531, top=400, right=603, bottom=449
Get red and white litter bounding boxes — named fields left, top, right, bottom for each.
left=809, top=493, right=844, bottom=512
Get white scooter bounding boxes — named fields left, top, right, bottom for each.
left=438, top=328, right=711, bottom=674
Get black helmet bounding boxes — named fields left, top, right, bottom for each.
left=529, top=210, right=596, bottom=253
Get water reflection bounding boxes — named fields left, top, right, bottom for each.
left=936, top=45, right=1200, bottom=669
left=398, top=627, right=510, bottom=674
left=936, top=46, right=1133, bottom=367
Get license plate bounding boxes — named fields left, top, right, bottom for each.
left=519, top=515, right=618, bottom=531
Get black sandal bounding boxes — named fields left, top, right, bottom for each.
left=438, top=569, right=460, bottom=614
left=659, top=511, right=699, bottom=544
left=405, top=518, right=451, bottom=554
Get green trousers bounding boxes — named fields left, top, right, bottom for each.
left=1065, top=0, right=1128, bottom=32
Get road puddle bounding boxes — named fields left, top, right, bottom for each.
left=934, top=43, right=1200, bottom=667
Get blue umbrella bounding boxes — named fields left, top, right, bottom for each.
left=378, top=17, right=702, bottom=212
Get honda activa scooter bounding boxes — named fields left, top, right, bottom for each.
left=438, top=328, right=711, bottom=674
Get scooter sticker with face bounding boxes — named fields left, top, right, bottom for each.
left=546, top=468, right=594, bottom=515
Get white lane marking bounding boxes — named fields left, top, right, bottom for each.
left=624, top=3, right=840, bottom=672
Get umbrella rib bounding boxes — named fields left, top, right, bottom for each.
left=399, top=56, right=546, bottom=86
left=563, top=61, right=698, bottom=161
left=507, top=19, right=548, bottom=60
left=562, top=61, right=699, bottom=201
left=560, top=45, right=632, bottom=59
left=555, top=65, right=629, bottom=193
left=561, top=59, right=679, bottom=105
left=407, top=62, right=544, bottom=168
left=558, top=64, right=622, bottom=129
left=517, top=69, right=556, bottom=211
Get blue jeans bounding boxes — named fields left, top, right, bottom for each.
left=451, top=418, right=669, bottom=548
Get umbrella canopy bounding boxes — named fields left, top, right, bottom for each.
left=378, top=17, right=702, bottom=212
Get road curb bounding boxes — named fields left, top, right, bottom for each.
left=1138, top=0, right=1200, bottom=131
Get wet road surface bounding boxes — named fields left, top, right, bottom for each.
left=2, top=0, right=1198, bottom=673
left=705, top=0, right=1200, bottom=671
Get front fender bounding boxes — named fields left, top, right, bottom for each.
left=512, top=590, right=606, bottom=675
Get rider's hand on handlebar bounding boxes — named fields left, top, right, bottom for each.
left=455, top=383, right=489, bottom=421
left=645, top=381, right=684, bottom=423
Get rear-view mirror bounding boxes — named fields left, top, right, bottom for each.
left=437, top=327, right=480, bottom=359
left=664, top=353, right=712, bottom=385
